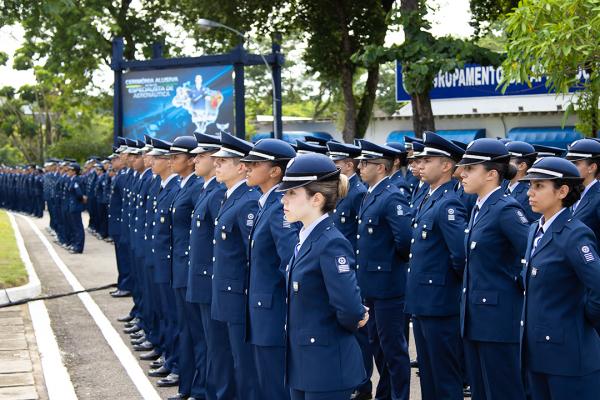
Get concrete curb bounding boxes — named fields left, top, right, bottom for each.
left=0, top=212, right=41, bottom=306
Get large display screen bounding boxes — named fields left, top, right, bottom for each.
left=122, top=65, right=234, bottom=140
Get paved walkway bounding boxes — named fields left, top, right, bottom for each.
left=0, top=305, right=47, bottom=400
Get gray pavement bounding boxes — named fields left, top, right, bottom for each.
left=13, top=211, right=424, bottom=399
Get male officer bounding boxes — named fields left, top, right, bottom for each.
left=187, top=132, right=235, bottom=400
left=65, top=162, right=86, bottom=253
left=565, top=138, right=600, bottom=245
left=242, top=138, right=298, bottom=399
left=385, top=142, right=411, bottom=198
left=327, top=141, right=376, bottom=400
left=168, top=136, right=206, bottom=400
left=109, top=138, right=134, bottom=299
left=355, top=139, right=413, bottom=400
left=505, top=141, right=540, bottom=223
left=405, top=132, right=467, bottom=400
left=210, top=132, right=261, bottom=400
left=148, top=138, right=181, bottom=387
left=408, top=142, right=429, bottom=218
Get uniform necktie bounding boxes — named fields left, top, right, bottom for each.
left=294, top=242, right=301, bottom=257
left=471, top=205, right=480, bottom=225
left=532, top=222, right=545, bottom=255
left=418, top=192, right=431, bottom=213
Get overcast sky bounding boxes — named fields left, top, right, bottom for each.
left=0, top=0, right=474, bottom=90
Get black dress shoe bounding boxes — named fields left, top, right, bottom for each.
left=131, top=336, right=146, bottom=345
left=157, top=373, right=179, bottom=387
left=124, top=318, right=140, bottom=328
left=463, top=386, right=472, bottom=398
left=117, top=314, right=134, bottom=323
left=148, top=365, right=170, bottom=377
left=351, top=391, right=373, bottom=400
left=167, top=394, right=189, bottom=400
left=140, top=349, right=161, bottom=361
left=111, top=290, right=132, bottom=298
left=130, top=331, right=145, bottom=340
left=150, top=357, right=165, bottom=369
left=133, top=340, right=154, bottom=351
left=124, top=325, right=141, bottom=334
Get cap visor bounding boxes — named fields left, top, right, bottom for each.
left=211, top=149, right=242, bottom=158
left=276, top=180, right=311, bottom=192
left=240, top=154, right=271, bottom=162
left=457, top=157, right=486, bottom=166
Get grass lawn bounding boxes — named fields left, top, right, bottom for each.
left=0, top=210, right=28, bottom=289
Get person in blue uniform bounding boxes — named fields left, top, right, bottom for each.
left=327, top=141, right=381, bottom=400
left=403, top=136, right=423, bottom=193
left=519, top=156, right=600, bottom=400
left=278, top=153, right=368, bottom=400
left=405, top=132, right=467, bottom=400
left=296, top=139, right=328, bottom=155
left=457, top=139, right=529, bottom=400
left=505, top=141, right=541, bottom=223
left=565, top=138, right=600, bottom=244
left=355, top=139, right=413, bottom=400
left=187, top=132, right=236, bottom=400
left=385, top=142, right=411, bottom=199
left=408, top=142, right=429, bottom=218
left=210, top=133, right=261, bottom=400
left=241, top=138, right=299, bottom=399
left=65, top=162, right=86, bottom=253
left=166, top=136, right=206, bottom=400
left=147, top=138, right=181, bottom=387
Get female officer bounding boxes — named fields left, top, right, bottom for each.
left=458, top=139, right=530, bottom=400
left=520, top=157, right=600, bottom=400
left=241, top=138, right=299, bottom=399
left=279, top=153, right=368, bottom=400
left=65, top=162, right=86, bottom=253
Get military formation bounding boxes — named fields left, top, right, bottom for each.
left=2, top=131, right=600, bottom=400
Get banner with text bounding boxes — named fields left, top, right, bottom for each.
left=395, top=61, right=586, bottom=101
left=122, top=65, right=234, bottom=141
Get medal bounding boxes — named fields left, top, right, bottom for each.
left=341, top=217, right=346, bottom=223
left=293, top=282, right=299, bottom=293
left=160, top=216, right=165, bottom=223
left=368, top=227, right=374, bottom=234
left=422, top=231, right=427, bottom=240
left=221, top=231, right=227, bottom=240
left=196, top=220, right=201, bottom=227
left=531, top=267, right=538, bottom=277
left=470, top=241, right=477, bottom=250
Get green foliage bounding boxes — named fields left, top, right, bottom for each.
left=502, top=0, right=600, bottom=135
left=469, top=0, right=519, bottom=36
left=0, top=51, right=8, bottom=66
left=0, top=144, right=25, bottom=165
left=47, top=114, right=113, bottom=162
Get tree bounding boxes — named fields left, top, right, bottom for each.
left=501, top=0, right=600, bottom=136
left=469, top=0, right=519, bottom=36
left=355, top=0, right=502, bottom=136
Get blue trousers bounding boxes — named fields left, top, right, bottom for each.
left=199, top=303, right=236, bottom=400
left=174, top=287, right=204, bottom=397
left=157, top=282, right=179, bottom=374
left=463, top=339, right=525, bottom=400
left=113, top=237, right=132, bottom=291
left=413, top=315, right=463, bottom=400
left=253, top=345, right=289, bottom=399
left=67, top=211, right=84, bottom=252
left=527, top=369, right=600, bottom=400
left=290, top=388, right=353, bottom=400
left=355, top=325, right=373, bottom=395
left=142, top=264, right=161, bottom=350
left=365, top=298, right=410, bottom=400
left=226, top=322, right=260, bottom=400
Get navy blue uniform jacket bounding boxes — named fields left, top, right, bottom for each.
left=211, top=182, right=260, bottom=324
left=405, top=180, right=467, bottom=316
left=460, top=189, right=529, bottom=342
left=285, top=216, right=366, bottom=392
left=522, top=209, right=600, bottom=376
left=356, top=179, right=412, bottom=299
left=246, top=188, right=299, bottom=347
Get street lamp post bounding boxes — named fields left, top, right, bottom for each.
left=197, top=18, right=283, bottom=139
